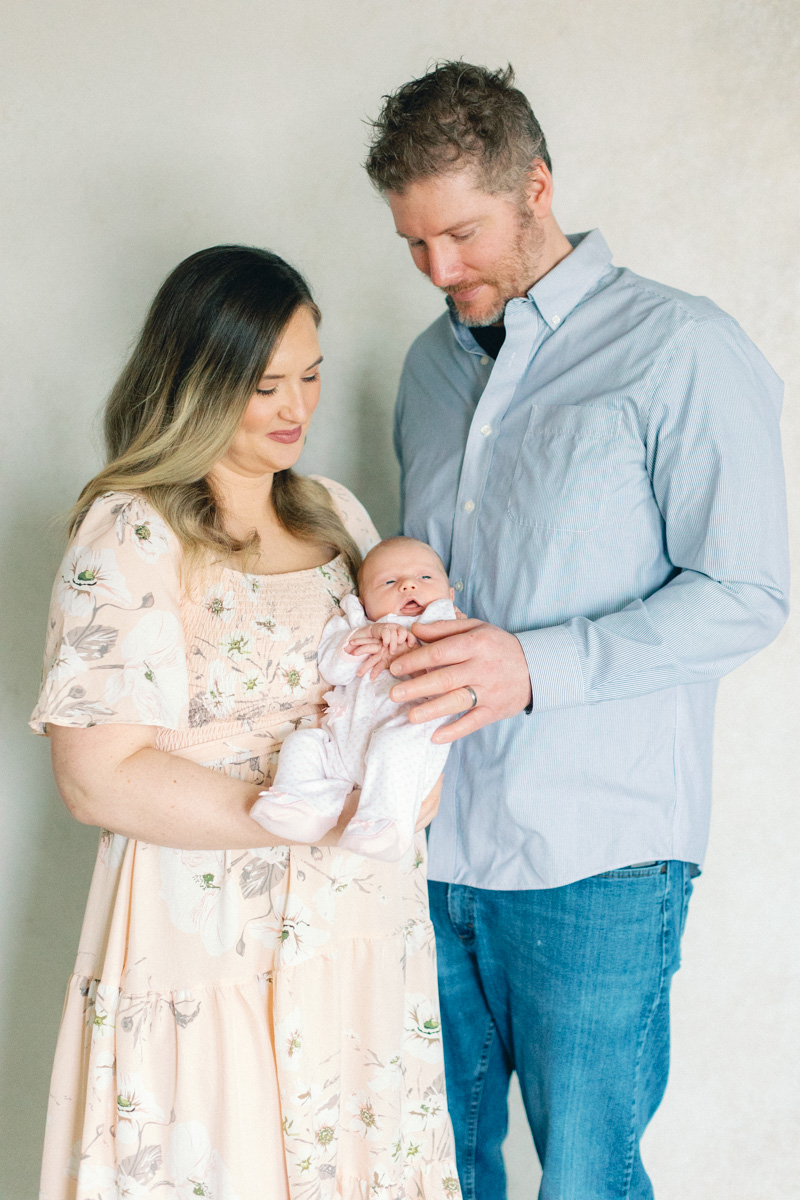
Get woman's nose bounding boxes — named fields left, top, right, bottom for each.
left=280, top=384, right=311, bottom=424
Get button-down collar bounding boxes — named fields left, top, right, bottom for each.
left=447, top=229, right=613, bottom=351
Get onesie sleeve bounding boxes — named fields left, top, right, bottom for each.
left=30, top=492, right=190, bottom=734
left=310, top=475, right=381, bottom=558
left=316, top=594, right=367, bottom=686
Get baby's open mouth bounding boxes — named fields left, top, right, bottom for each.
left=400, top=598, right=423, bottom=615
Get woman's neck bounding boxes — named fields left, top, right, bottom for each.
left=207, top=461, right=276, bottom=539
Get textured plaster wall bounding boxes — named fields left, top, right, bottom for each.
left=1, top=2, right=798, bottom=1196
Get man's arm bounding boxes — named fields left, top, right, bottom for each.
left=391, top=318, right=789, bottom=742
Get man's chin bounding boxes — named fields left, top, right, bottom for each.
left=450, top=292, right=506, bottom=327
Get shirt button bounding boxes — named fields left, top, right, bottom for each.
left=463, top=500, right=475, bottom=513
left=480, top=423, right=492, bottom=437
left=480, top=355, right=490, bottom=366
left=552, top=314, right=561, bottom=326
left=454, top=580, right=464, bottom=592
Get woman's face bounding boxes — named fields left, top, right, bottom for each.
left=218, top=305, right=322, bottom=478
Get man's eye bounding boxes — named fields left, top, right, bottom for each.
left=452, top=231, right=475, bottom=242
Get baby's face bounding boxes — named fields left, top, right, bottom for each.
left=359, top=541, right=454, bottom=621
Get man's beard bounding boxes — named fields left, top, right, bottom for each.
left=447, top=208, right=545, bottom=327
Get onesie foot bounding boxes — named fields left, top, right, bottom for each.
left=338, top=818, right=411, bottom=862
left=250, top=790, right=340, bottom=844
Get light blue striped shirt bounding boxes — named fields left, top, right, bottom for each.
left=394, top=230, right=789, bottom=889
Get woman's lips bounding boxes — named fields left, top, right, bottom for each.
left=268, top=426, right=303, bottom=444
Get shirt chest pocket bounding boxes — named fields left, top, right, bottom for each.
left=506, top=403, right=621, bottom=532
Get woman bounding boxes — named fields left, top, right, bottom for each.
left=31, top=246, right=460, bottom=1199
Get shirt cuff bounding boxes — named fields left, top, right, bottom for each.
left=515, top=625, right=585, bottom=714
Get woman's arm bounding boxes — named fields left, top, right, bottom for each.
left=51, top=724, right=439, bottom=849
left=50, top=724, right=358, bottom=850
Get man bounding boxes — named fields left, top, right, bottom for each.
left=364, top=62, right=789, bottom=1200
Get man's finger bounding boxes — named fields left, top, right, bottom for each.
left=430, top=707, right=488, bottom=743
left=403, top=686, right=477, bottom=724
left=410, top=617, right=483, bottom=641
left=391, top=662, right=473, bottom=704
left=389, top=636, right=471, bottom=680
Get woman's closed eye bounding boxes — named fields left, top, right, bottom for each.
left=256, top=372, right=319, bottom=398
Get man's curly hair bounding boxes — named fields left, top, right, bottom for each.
left=365, top=61, right=551, bottom=196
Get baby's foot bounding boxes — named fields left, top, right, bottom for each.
left=338, top=818, right=411, bottom=862
left=250, top=790, right=340, bottom=844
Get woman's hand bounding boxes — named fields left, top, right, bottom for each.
left=415, top=775, right=442, bottom=831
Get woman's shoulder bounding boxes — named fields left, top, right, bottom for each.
left=73, top=491, right=182, bottom=562
left=310, top=475, right=380, bottom=556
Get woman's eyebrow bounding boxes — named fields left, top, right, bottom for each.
left=260, top=355, right=324, bottom=381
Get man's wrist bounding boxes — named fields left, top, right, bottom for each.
left=515, top=625, right=585, bottom=714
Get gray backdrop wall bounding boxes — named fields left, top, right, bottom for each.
left=1, top=2, right=798, bottom=1197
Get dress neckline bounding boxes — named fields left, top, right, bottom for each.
left=219, top=553, right=344, bottom=581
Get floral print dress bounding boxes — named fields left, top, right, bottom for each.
left=30, top=480, right=461, bottom=1200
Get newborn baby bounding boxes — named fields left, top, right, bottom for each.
left=250, top=536, right=457, bottom=861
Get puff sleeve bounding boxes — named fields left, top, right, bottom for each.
left=30, top=492, right=190, bottom=734
left=312, top=475, right=381, bottom=559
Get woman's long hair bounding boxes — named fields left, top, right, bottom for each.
left=70, top=245, right=362, bottom=580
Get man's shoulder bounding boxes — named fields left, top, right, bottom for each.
left=609, top=266, right=732, bottom=332
left=401, top=311, right=455, bottom=375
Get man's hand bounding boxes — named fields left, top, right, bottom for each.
left=388, top=618, right=532, bottom=743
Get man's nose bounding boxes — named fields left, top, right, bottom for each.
left=426, top=242, right=461, bottom=289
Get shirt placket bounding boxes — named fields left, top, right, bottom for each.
left=449, top=301, right=544, bottom=610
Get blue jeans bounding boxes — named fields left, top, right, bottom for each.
left=429, top=861, right=696, bottom=1200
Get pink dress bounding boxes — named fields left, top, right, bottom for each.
left=30, top=479, right=461, bottom=1200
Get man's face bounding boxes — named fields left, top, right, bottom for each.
left=387, top=167, right=545, bottom=326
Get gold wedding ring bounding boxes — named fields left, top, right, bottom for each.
left=465, top=686, right=478, bottom=709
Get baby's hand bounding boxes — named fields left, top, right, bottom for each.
left=378, top=623, right=419, bottom=655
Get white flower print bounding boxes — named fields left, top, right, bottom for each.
left=250, top=893, right=330, bottom=965
left=312, top=854, right=367, bottom=922
left=346, top=1090, right=383, bottom=1141
left=91, top=982, right=118, bottom=1041
left=113, top=496, right=171, bottom=563
left=105, top=610, right=187, bottom=725
left=403, top=995, right=444, bottom=1063
left=93, top=1049, right=115, bottom=1091
left=158, top=849, right=238, bottom=957
left=115, top=1071, right=165, bottom=1146
left=275, top=1007, right=304, bottom=1073
left=238, top=666, right=267, bottom=698
left=277, top=650, right=315, bottom=698
left=369, top=1053, right=404, bottom=1095
left=75, top=1163, right=118, bottom=1200
left=204, top=659, right=237, bottom=718
left=251, top=612, right=291, bottom=641
left=404, top=1089, right=447, bottom=1133
left=57, top=545, right=132, bottom=617
left=98, top=829, right=127, bottom=870
left=168, top=1121, right=242, bottom=1200
left=241, top=573, right=263, bottom=600
left=202, top=585, right=236, bottom=623
left=47, top=638, right=84, bottom=682
left=440, top=1160, right=462, bottom=1195
left=218, top=629, right=252, bottom=661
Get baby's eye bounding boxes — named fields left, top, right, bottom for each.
left=384, top=579, right=396, bottom=586
left=421, top=575, right=431, bottom=580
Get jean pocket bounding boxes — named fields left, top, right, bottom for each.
left=506, top=403, right=620, bottom=532
left=597, top=862, right=667, bottom=879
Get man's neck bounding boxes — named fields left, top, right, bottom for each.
left=527, top=213, right=573, bottom=293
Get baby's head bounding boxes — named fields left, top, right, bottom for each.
left=357, top=537, right=454, bottom=621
